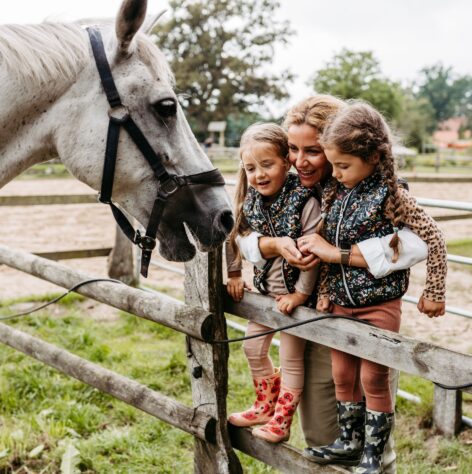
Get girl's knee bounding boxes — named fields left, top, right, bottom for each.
left=361, top=369, right=389, bottom=395
left=243, top=338, right=267, bottom=360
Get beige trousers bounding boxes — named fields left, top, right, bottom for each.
left=298, top=341, right=398, bottom=474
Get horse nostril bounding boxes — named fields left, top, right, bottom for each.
left=215, top=210, right=234, bottom=234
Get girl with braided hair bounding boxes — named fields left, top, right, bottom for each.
left=299, top=101, right=447, bottom=473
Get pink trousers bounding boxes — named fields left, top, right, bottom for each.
left=331, top=299, right=402, bottom=412
left=243, top=321, right=306, bottom=390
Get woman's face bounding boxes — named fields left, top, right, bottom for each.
left=287, top=124, right=330, bottom=188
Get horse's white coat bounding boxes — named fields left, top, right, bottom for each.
left=0, top=0, right=232, bottom=261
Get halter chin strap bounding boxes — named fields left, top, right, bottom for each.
left=86, top=28, right=225, bottom=277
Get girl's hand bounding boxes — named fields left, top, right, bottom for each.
left=297, top=234, right=339, bottom=263
left=277, top=236, right=319, bottom=270
left=316, top=297, right=332, bottom=313
left=417, top=296, right=446, bottom=318
left=275, top=292, right=308, bottom=315
left=227, top=277, right=250, bottom=302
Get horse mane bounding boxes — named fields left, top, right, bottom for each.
left=0, top=22, right=174, bottom=88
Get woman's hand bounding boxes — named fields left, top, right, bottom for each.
left=276, top=236, right=319, bottom=271
left=275, top=292, right=308, bottom=315
left=316, top=297, right=333, bottom=313
left=297, top=234, right=340, bottom=263
left=227, top=277, right=250, bottom=302
left=417, top=296, right=446, bottom=318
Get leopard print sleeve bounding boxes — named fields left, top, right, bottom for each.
left=397, top=187, right=447, bottom=302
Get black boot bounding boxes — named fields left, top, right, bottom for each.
left=354, top=409, right=394, bottom=474
left=303, top=400, right=365, bottom=466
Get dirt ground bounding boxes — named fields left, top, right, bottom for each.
left=0, top=177, right=471, bottom=354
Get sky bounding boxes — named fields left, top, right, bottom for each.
left=3, top=0, right=471, bottom=114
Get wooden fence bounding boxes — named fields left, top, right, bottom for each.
left=0, top=190, right=471, bottom=471
left=0, top=243, right=470, bottom=472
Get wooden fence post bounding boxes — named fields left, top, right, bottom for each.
left=108, top=224, right=139, bottom=286
left=433, top=387, right=462, bottom=436
left=185, top=247, right=242, bottom=473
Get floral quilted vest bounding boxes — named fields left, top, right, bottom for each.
left=243, top=173, right=313, bottom=294
left=323, top=172, right=409, bottom=307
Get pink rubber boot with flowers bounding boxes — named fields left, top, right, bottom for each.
left=228, top=368, right=281, bottom=427
left=252, top=385, right=302, bottom=442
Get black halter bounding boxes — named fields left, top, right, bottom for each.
left=86, top=28, right=226, bottom=277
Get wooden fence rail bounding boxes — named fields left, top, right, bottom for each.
left=223, top=290, right=472, bottom=394
left=0, top=245, right=214, bottom=342
left=0, top=322, right=215, bottom=442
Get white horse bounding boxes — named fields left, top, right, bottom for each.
left=0, top=0, right=233, bottom=264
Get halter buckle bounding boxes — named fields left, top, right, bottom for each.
left=108, top=105, right=130, bottom=124
left=135, top=231, right=157, bottom=251
left=159, top=176, right=181, bottom=196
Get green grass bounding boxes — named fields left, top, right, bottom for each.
left=211, top=157, right=239, bottom=174
left=18, top=162, right=73, bottom=180
left=447, top=238, right=472, bottom=258
left=0, top=293, right=469, bottom=472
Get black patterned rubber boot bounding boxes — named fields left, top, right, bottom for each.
left=354, top=409, right=394, bottom=474
left=303, top=400, right=365, bottom=466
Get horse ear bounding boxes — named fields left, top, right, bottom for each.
left=143, top=9, right=167, bottom=36
left=115, top=0, right=148, bottom=55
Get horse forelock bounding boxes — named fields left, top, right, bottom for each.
left=0, top=22, right=174, bottom=89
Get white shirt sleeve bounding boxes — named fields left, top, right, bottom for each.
left=236, top=232, right=266, bottom=269
left=357, top=227, right=428, bottom=278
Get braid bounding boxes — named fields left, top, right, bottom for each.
left=317, top=178, right=338, bottom=235
left=379, top=144, right=404, bottom=262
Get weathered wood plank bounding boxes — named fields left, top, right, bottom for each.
left=228, top=426, right=349, bottom=474
left=0, top=194, right=96, bottom=206
left=0, top=322, right=215, bottom=442
left=34, top=248, right=112, bottom=260
left=433, top=387, right=462, bottom=436
left=185, top=249, right=242, bottom=474
left=223, top=290, right=472, bottom=395
left=0, top=245, right=213, bottom=341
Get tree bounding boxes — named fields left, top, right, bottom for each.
left=393, top=89, right=435, bottom=150
left=416, top=64, right=472, bottom=126
left=311, top=49, right=403, bottom=121
left=153, top=0, right=294, bottom=138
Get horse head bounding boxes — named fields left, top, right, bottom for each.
left=51, top=0, right=233, bottom=263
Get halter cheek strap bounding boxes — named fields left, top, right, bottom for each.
left=86, top=28, right=225, bottom=277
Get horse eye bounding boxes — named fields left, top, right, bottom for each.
left=154, top=98, right=177, bottom=118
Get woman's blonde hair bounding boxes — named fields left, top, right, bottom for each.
left=320, top=100, right=404, bottom=261
left=228, top=122, right=289, bottom=262
left=283, top=95, right=345, bottom=133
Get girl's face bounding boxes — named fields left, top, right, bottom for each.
left=324, top=147, right=378, bottom=189
left=287, top=124, right=330, bottom=188
left=241, top=142, right=289, bottom=198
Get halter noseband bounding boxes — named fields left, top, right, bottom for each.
left=87, top=28, right=225, bottom=277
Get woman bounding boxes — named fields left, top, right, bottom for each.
left=236, top=95, right=428, bottom=473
